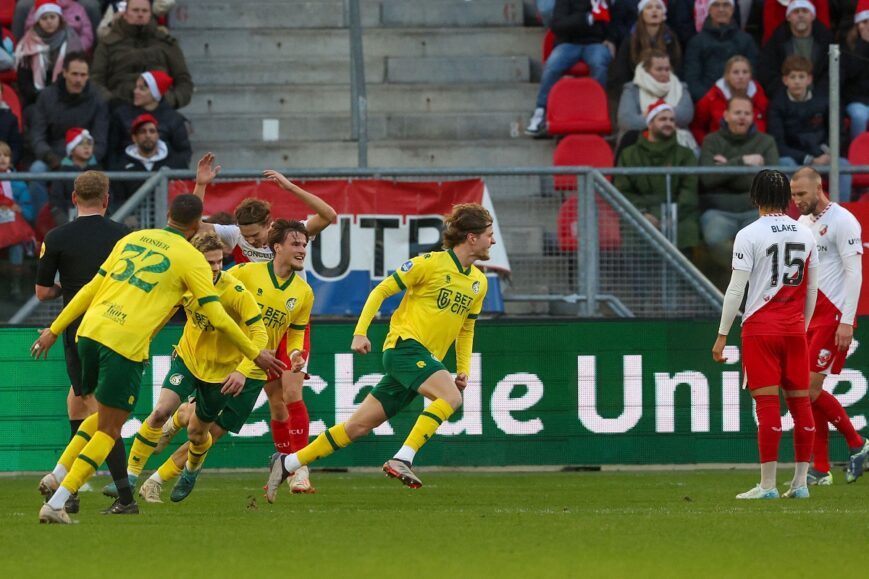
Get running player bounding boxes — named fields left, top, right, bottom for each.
left=140, top=219, right=313, bottom=503
left=31, top=194, right=284, bottom=523
left=790, top=167, right=868, bottom=484
left=712, top=169, right=818, bottom=499
left=265, top=203, right=494, bottom=501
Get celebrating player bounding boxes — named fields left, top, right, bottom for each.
left=712, top=170, right=819, bottom=499
left=32, top=194, right=285, bottom=524
left=265, top=203, right=494, bottom=501
left=790, top=167, right=868, bottom=484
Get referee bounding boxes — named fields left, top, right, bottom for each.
left=35, top=171, right=133, bottom=514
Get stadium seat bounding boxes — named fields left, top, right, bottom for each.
left=552, top=134, right=613, bottom=190
left=542, top=30, right=589, bottom=78
left=848, top=132, right=869, bottom=189
left=0, top=2, right=13, bottom=29
left=546, top=77, right=611, bottom=136
left=557, top=193, right=622, bottom=252
left=1, top=83, right=22, bottom=131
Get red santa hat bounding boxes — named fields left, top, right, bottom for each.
left=856, top=0, right=869, bottom=23
left=34, top=0, right=63, bottom=21
left=140, top=71, right=173, bottom=102
left=131, top=113, right=159, bottom=134
left=65, top=128, right=93, bottom=156
left=786, top=0, right=816, bottom=17
left=645, top=99, right=673, bottom=125
left=637, top=0, right=667, bottom=15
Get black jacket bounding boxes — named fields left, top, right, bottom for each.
left=767, top=90, right=831, bottom=162
left=842, top=37, right=869, bottom=107
left=0, top=108, right=23, bottom=166
left=29, top=79, right=109, bottom=165
left=552, top=0, right=614, bottom=46
left=683, top=17, right=760, bottom=101
left=108, top=101, right=191, bottom=169
left=758, top=20, right=832, bottom=99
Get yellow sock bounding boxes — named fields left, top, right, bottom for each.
left=297, top=424, right=351, bottom=466
left=186, top=433, right=212, bottom=471
left=171, top=409, right=183, bottom=430
left=127, top=421, right=163, bottom=476
left=58, top=413, right=99, bottom=471
left=403, top=398, right=454, bottom=452
left=157, top=456, right=183, bottom=483
left=61, top=431, right=115, bottom=493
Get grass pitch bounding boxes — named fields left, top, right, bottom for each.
left=2, top=470, right=868, bottom=578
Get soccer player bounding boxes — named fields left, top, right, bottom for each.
left=712, top=169, right=819, bottom=499
left=188, top=153, right=335, bottom=493
left=31, top=194, right=285, bottom=524
left=139, top=219, right=313, bottom=503
left=101, top=232, right=268, bottom=503
left=265, top=203, right=494, bottom=501
left=34, top=171, right=130, bottom=514
left=790, top=167, right=868, bottom=484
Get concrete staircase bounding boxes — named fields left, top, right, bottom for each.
left=172, top=0, right=554, bottom=169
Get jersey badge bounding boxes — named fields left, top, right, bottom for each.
left=286, top=297, right=297, bottom=311
left=445, top=274, right=451, bottom=284
left=416, top=360, right=426, bottom=369
left=169, top=373, right=184, bottom=386
left=819, top=225, right=828, bottom=236
left=817, top=349, right=832, bottom=368
left=235, top=285, right=244, bottom=292
left=257, top=288, right=263, bottom=296
left=400, top=260, right=413, bottom=272
left=471, top=281, right=481, bottom=294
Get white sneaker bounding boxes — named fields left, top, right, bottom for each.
left=154, top=419, right=181, bottom=455
left=289, top=465, right=316, bottom=494
left=735, top=484, right=780, bottom=499
left=38, top=473, right=59, bottom=501
left=524, top=107, right=546, bottom=136
left=38, top=503, right=71, bottom=524
left=138, top=478, right=163, bottom=503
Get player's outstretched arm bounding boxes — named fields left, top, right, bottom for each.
left=263, top=170, right=337, bottom=236
left=713, top=269, right=750, bottom=363
left=192, top=153, right=221, bottom=202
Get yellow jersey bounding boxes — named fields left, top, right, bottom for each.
left=354, top=249, right=487, bottom=369
left=49, top=227, right=259, bottom=363
left=229, top=261, right=314, bottom=380
left=175, top=270, right=268, bottom=383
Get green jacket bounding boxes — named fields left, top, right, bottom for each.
left=699, top=125, right=779, bottom=212
left=614, top=133, right=699, bottom=249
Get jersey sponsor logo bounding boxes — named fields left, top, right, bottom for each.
left=436, top=288, right=473, bottom=315
left=261, top=306, right=287, bottom=329
left=102, top=301, right=128, bottom=325
left=169, top=373, right=184, bottom=386
left=445, top=274, right=451, bottom=283
left=848, top=238, right=860, bottom=245
left=735, top=252, right=744, bottom=259
left=416, top=360, right=426, bottom=368
left=472, top=281, right=481, bottom=295
left=400, top=260, right=414, bottom=272
left=286, top=297, right=297, bottom=311
left=816, top=349, right=832, bottom=368
left=193, top=311, right=215, bottom=332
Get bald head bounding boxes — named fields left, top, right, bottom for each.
left=790, top=166, right=827, bottom=216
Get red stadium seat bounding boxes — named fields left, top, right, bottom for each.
left=546, top=77, right=611, bottom=136
left=2, top=83, right=22, bottom=131
left=557, top=194, right=622, bottom=252
left=0, top=2, right=13, bottom=29
left=542, top=30, right=589, bottom=77
left=848, top=132, right=869, bottom=189
left=552, top=134, right=613, bottom=190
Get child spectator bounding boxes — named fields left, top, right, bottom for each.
left=48, top=127, right=98, bottom=225
left=691, top=54, right=768, bottom=144
left=0, top=88, right=23, bottom=166
left=0, top=140, right=35, bottom=299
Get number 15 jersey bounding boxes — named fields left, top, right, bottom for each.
left=732, top=214, right=818, bottom=337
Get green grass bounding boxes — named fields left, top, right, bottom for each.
left=2, top=470, right=868, bottom=578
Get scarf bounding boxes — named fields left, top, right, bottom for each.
left=14, top=25, right=68, bottom=91
left=633, top=62, right=684, bottom=113
left=714, top=77, right=758, bottom=100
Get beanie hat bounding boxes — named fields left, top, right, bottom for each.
left=34, top=0, right=63, bottom=22
left=131, top=113, right=159, bottom=134
left=65, top=128, right=93, bottom=156
left=646, top=99, right=673, bottom=125
left=637, top=0, right=667, bottom=15
left=856, top=0, right=869, bottom=23
left=786, top=0, right=816, bottom=17
left=140, top=71, right=173, bottom=102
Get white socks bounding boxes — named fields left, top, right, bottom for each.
left=51, top=464, right=67, bottom=483
left=283, top=453, right=302, bottom=473
left=760, top=461, right=777, bottom=490
left=393, top=445, right=416, bottom=464
left=792, top=462, right=810, bottom=489
left=47, top=486, right=71, bottom=510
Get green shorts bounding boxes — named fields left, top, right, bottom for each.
left=216, top=376, right=267, bottom=434
left=371, top=339, right=446, bottom=418
left=77, top=336, right=146, bottom=412
left=162, top=354, right=230, bottom=424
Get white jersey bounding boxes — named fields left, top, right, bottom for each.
left=798, top=203, right=863, bottom=327
left=732, top=213, right=818, bottom=336
left=213, top=222, right=308, bottom=280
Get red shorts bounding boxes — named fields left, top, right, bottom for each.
left=807, top=324, right=846, bottom=375
left=742, top=334, right=809, bottom=391
left=267, top=325, right=311, bottom=382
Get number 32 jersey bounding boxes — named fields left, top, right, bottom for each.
left=732, top=214, right=818, bottom=337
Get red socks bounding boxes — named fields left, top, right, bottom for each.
left=270, top=420, right=292, bottom=453
left=287, top=400, right=310, bottom=452
left=786, top=395, right=815, bottom=463
left=813, top=390, right=863, bottom=449
left=811, top=402, right=831, bottom=472
left=755, top=395, right=782, bottom=463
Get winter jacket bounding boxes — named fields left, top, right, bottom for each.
left=842, top=37, right=869, bottom=106
left=614, top=132, right=700, bottom=249
left=767, top=90, right=830, bottom=162
left=762, top=0, right=830, bottom=45
left=683, top=17, right=760, bottom=101
left=0, top=107, right=23, bottom=166
left=609, top=27, right=682, bottom=89
left=109, top=101, right=191, bottom=169
left=29, top=79, right=109, bottom=165
left=616, top=81, right=694, bottom=131
left=758, top=20, right=832, bottom=99
left=551, top=0, right=614, bottom=46
left=111, top=140, right=186, bottom=210
left=48, top=157, right=99, bottom=225
left=91, top=17, right=193, bottom=109
left=24, top=0, right=94, bottom=53
left=831, top=0, right=859, bottom=40
left=1, top=172, right=33, bottom=224
left=699, top=124, right=780, bottom=212
left=690, top=79, right=768, bottom=144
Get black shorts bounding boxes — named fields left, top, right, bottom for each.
left=63, top=317, right=83, bottom=395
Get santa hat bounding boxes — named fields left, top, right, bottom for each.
left=645, top=99, right=672, bottom=125
left=786, top=0, right=816, bottom=17
left=637, top=0, right=667, bottom=15
left=65, top=128, right=92, bottom=156
left=140, top=71, right=173, bottom=102
left=34, top=0, right=63, bottom=21
left=856, top=0, right=869, bottom=23
left=131, top=113, right=159, bottom=134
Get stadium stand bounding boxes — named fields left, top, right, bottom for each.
left=545, top=77, right=611, bottom=136
left=542, top=29, right=589, bottom=77
left=552, top=133, right=612, bottom=190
